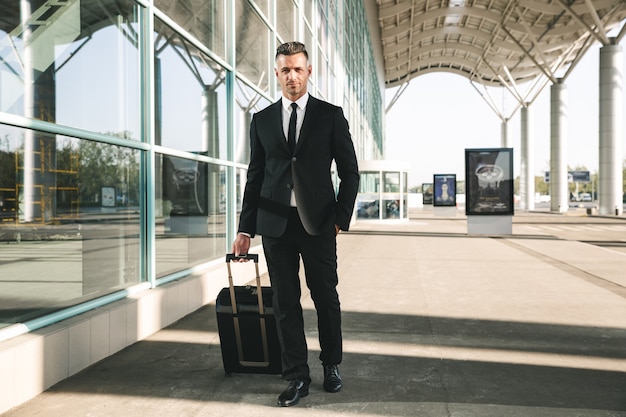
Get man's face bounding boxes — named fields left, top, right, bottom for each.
left=275, top=52, right=311, bottom=101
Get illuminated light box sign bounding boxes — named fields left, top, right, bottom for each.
left=433, top=174, right=456, bottom=207
left=422, top=183, right=433, bottom=205
left=465, top=148, right=514, bottom=216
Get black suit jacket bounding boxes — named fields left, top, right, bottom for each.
left=238, top=96, right=359, bottom=238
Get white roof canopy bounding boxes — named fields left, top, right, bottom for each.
left=378, top=0, right=626, bottom=108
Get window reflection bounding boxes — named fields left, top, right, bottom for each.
left=403, top=172, right=408, bottom=218
left=154, top=0, right=226, bottom=59
left=234, top=80, right=271, bottom=164
left=276, top=0, right=295, bottom=42
left=317, top=46, right=327, bottom=98
left=0, top=1, right=141, bottom=139
left=235, top=0, right=270, bottom=90
left=0, top=0, right=386, bottom=335
left=383, top=172, right=400, bottom=219
left=0, top=125, right=141, bottom=329
left=155, top=154, right=225, bottom=277
left=154, top=19, right=227, bottom=159
left=384, top=172, right=400, bottom=193
left=356, top=172, right=379, bottom=219
left=251, top=0, right=270, bottom=17
left=359, top=172, right=380, bottom=193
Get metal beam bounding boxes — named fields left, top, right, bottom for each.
left=557, top=0, right=610, bottom=44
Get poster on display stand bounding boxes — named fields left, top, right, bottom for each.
left=422, top=183, right=433, bottom=205
left=101, top=186, right=116, bottom=207
left=433, top=174, right=456, bottom=207
left=465, top=148, right=514, bottom=215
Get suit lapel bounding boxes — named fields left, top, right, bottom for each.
left=268, top=100, right=289, bottom=151
left=297, top=96, right=319, bottom=149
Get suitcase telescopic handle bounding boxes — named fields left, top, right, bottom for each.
left=226, top=253, right=258, bottom=263
left=224, top=252, right=270, bottom=367
left=225, top=253, right=264, bottom=316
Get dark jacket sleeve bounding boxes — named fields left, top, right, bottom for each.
left=332, top=107, right=360, bottom=231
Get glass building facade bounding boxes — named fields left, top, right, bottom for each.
left=0, top=0, right=383, bottom=336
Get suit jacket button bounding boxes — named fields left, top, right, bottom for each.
left=287, top=184, right=293, bottom=189
left=291, top=157, right=297, bottom=162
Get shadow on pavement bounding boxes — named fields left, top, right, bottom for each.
left=28, top=305, right=626, bottom=415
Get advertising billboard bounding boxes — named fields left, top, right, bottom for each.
left=422, top=183, right=433, bottom=205
left=465, top=148, right=514, bottom=215
left=433, top=174, right=456, bottom=207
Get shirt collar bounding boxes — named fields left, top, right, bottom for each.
left=282, top=92, right=309, bottom=111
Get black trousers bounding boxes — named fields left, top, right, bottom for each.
left=262, top=208, right=342, bottom=382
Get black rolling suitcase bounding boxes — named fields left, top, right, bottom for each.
left=215, top=253, right=282, bottom=375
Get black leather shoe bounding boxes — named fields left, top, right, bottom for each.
left=277, top=379, right=309, bottom=407
left=323, top=365, right=342, bottom=393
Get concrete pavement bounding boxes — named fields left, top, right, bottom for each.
left=2, top=210, right=626, bottom=417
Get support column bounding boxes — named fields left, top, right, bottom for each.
left=501, top=119, right=510, bottom=148
left=22, top=0, right=35, bottom=222
left=202, top=86, right=221, bottom=215
left=520, top=104, right=534, bottom=211
left=21, top=0, right=57, bottom=223
left=550, top=80, right=568, bottom=213
left=598, top=41, right=623, bottom=216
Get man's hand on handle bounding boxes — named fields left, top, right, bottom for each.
left=232, top=226, right=338, bottom=262
left=231, top=233, right=251, bottom=262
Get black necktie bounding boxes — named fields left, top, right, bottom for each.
left=288, top=102, right=297, bottom=153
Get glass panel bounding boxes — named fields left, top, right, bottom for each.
left=403, top=172, right=408, bottom=193
left=155, top=154, right=225, bottom=277
left=276, top=0, right=295, bottom=42
left=356, top=199, right=379, bottom=219
left=403, top=172, right=408, bottom=218
left=0, top=1, right=141, bottom=139
left=328, top=0, right=337, bottom=40
left=382, top=172, right=400, bottom=219
left=0, top=125, right=141, bottom=329
left=234, top=79, right=272, bottom=164
left=356, top=172, right=379, bottom=219
left=305, top=26, right=314, bottom=88
left=154, top=0, right=225, bottom=59
left=359, top=171, right=380, bottom=193
left=384, top=172, right=400, bottom=192
left=317, top=2, right=328, bottom=52
left=154, top=19, right=227, bottom=158
left=317, top=46, right=327, bottom=98
left=303, top=0, right=313, bottom=26
left=252, top=0, right=270, bottom=17
left=328, top=67, right=336, bottom=103
left=383, top=199, right=400, bottom=219
left=235, top=0, right=270, bottom=91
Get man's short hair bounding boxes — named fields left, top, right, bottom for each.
left=275, top=41, right=309, bottom=61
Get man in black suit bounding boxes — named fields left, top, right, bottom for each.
left=232, top=41, right=359, bottom=407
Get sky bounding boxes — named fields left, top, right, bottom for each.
left=384, top=38, right=626, bottom=188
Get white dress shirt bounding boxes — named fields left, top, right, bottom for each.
left=281, top=93, right=309, bottom=207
